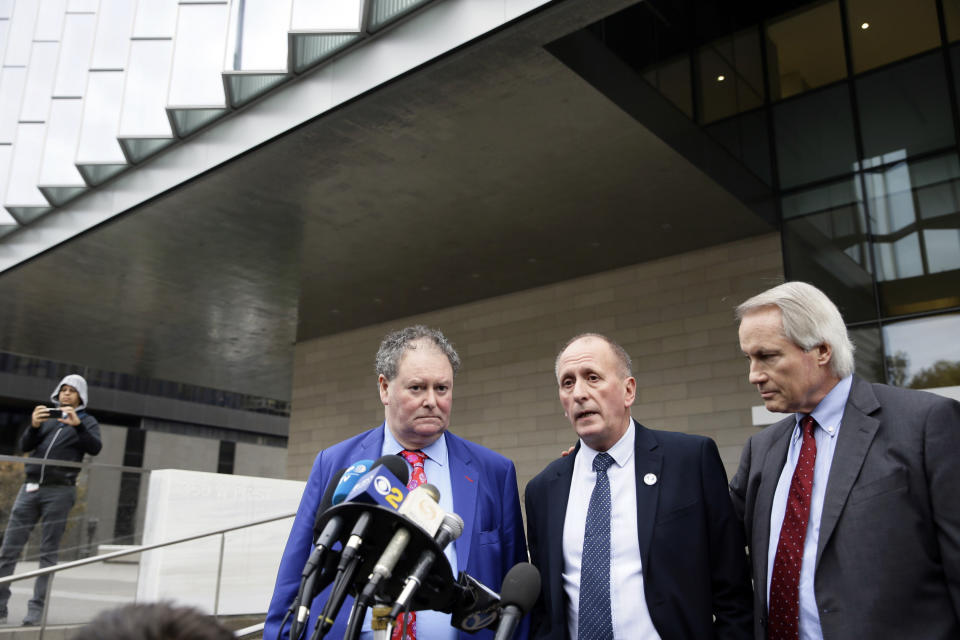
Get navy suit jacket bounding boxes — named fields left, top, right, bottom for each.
left=525, top=420, right=752, bottom=640
left=265, top=424, right=528, bottom=640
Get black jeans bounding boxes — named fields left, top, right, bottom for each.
left=0, top=484, right=76, bottom=620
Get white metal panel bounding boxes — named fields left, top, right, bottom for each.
left=5, top=122, right=48, bottom=206
left=0, top=19, right=10, bottom=63
left=38, top=97, right=84, bottom=185
left=4, top=0, right=39, bottom=66
left=0, top=1, right=13, bottom=19
left=168, top=2, right=228, bottom=107
left=90, top=0, right=137, bottom=69
left=0, top=66, right=27, bottom=142
left=224, top=0, right=290, bottom=71
left=76, top=70, right=126, bottom=163
left=0, top=143, right=13, bottom=216
left=119, top=38, right=174, bottom=137
left=68, top=0, right=99, bottom=10
left=35, top=0, right=68, bottom=40
left=290, top=0, right=362, bottom=31
left=53, top=11, right=96, bottom=96
left=20, top=41, right=60, bottom=121
left=132, top=0, right=178, bottom=38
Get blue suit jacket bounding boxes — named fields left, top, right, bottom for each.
left=265, top=424, right=528, bottom=640
left=525, top=420, right=752, bottom=640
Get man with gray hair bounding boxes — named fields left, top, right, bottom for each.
left=266, top=325, right=527, bottom=640
left=730, top=281, right=960, bottom=640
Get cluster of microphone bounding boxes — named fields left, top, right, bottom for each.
left=281, top=454, right=540, bottom=640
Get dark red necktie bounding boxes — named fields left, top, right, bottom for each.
left=768, top=415, right=817, bottom=640
left=393, top=450, right=427, bottom=640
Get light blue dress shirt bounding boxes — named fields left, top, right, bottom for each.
left=355, top=426, right=457, bottom=640
left=766, top=375, right=853, bottom=640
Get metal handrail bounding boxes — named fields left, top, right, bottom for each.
left=0, top=453, right=147, bottom=474
left=0, top=511, right=295, bottom=638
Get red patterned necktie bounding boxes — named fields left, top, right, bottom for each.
left=393, top=450, right=427, bottom=640
left=768, top=415, right=817, bottom=640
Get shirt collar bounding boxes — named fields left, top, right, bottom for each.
left=382, top=423, right=449, bottom=467
left=579, top=417, right=635, bottom=469
left=795, top=374, right=853, bottom=438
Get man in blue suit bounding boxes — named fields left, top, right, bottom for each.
left=525, top=334, right=752, bottom=640
left=266, top=325, right=527, bottom=640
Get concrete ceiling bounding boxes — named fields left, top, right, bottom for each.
left=0, top=0, right=773, bottom=402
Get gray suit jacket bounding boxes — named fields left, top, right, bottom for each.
left=730, top=375, right=960, bottom=640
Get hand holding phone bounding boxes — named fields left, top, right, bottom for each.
left=47, top=408, right=63, bottom=419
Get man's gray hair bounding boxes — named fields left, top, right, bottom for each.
left=555, top=333, right=633, bottom=379
left=736, top=281, right=855, bottom=378
left=375, top=325, right=461, bottom=380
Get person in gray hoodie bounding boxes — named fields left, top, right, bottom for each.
left=0, top=374, right=102, bottom=626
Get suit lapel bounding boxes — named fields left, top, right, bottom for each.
left=754, top=417, right=793, bottom=611
left=816, top=377, right=880, bottom=567
left=446, top=433, right=479, bottom=573
left=633, top=421, right=662, bottom=570
left=546, top=448, right=576, bottom=622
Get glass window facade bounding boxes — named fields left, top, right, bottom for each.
left=591, top=0, right=960, bottom=389
left=766, top=1, right=847, bottom=100
left=845, top=0, right=941, bottom=74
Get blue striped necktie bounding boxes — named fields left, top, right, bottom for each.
left=579, top=452, right=615, bottom=640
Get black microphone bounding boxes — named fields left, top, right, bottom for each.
left=357, top=484, right=444, bottom=608
left=389, top=512, right=465, bottom=618
left=289, top=468, right=346, bottom=640
left=492, top=563, right=540, bottom=640
left=335, top=455, right=410, bottom=572
left=449, top=572, right=502, bottom=632
left=315, top=455, right=411, bottom=639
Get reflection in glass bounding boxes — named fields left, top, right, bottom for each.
left=856, top=54, right=953, bottom=164
left=946, top=0, right=960, bottom=42
left=766, top=1, right=846, bottom=101
left=703, top=109, right=772, bottom=185
left=864, top=154, right=960, bottom=315
left=848, top=324, right=883, bottom=382
left=782, top=177, right=876, bottom=323
left=846, top=0, right=940, bottom=74
left=642, top=56, right=692, bottom=118
left=883, top=313, right=960, bottom=388
left=697, top=28, right=763, bottom=124
left=774, top=84, right=857, bottom=189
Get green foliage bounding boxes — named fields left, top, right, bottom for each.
left=909, top=360, right=960, bottom=390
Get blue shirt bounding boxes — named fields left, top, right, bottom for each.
left=766, top=375, right=852, bottom=640
left=353, top=426, right=457, bottom=640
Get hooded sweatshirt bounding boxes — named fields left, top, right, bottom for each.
left=22, top=375, right=102, bottom=485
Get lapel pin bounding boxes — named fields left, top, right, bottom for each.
left=643, top=473, right=657, bottom=486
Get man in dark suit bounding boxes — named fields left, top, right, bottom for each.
left=525, top=333, right=752, bottom=640
left=265, top=325, right=527, bottom=640
left=730, top=281, right=960, bottom=640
